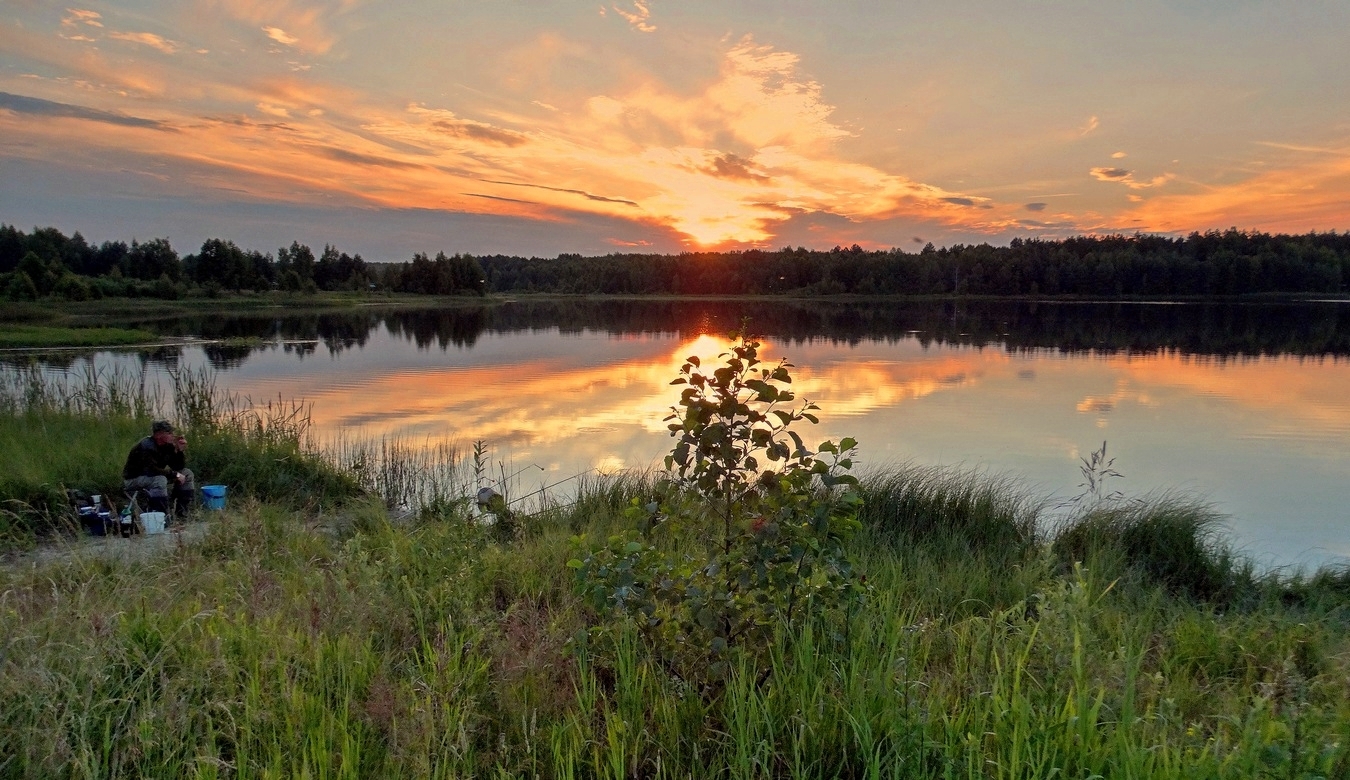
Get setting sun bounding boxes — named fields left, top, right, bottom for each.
left=2, top=2, right=1346, bottom=256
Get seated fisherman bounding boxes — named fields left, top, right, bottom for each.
left=122, top=420, right=195, bottom=519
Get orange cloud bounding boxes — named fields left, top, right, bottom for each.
left=347, top=36, right=1008, bottom=245
left=612, top=1, right=656, bottom=33
left=0, top=25, right=1043, bottom=247
left=1118, top=144, right=1350, bottom=233
left=108, top=31, right=182, bottom=55
left=202, top=0, right=352, bottom=54
left=1090, top=166, right=1174, bottom=190
left=0, top=21, right=169, bottom=97
left=263, top=26, right=299, bottom=46
left=61, top=9, right=103, bottom=28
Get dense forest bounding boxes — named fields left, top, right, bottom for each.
left=2, top=223, right=1347, bottom=301
left=0, top=226, right=485, bottom=301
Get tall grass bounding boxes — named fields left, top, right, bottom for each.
left=1052, top=494, right=1244, bottom=602
left=0, top=364, right=364, bottom=548
left=857, top=463, right=1043, bottom=560
left=325, top=435, right=468, bottom=514
left=2, top=486, right=1347, bottom=778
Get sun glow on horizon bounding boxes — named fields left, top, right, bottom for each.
left=0, top=2, right=1346, bottom=252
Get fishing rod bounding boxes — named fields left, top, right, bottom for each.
left=506, top=467, right=599, bottom=506
left=488, top=462, right=544, bottom=487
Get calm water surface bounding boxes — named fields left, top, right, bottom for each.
left=38, top=300, right=1350, bottom=569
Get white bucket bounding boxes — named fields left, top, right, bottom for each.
left=140, top=511, right=167, bottom=535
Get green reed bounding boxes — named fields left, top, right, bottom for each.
left=858, top=463, right=1043, bottom=561
left=1052, top=493, right=1244, bottom=603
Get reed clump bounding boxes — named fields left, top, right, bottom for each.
left=857, top=463, right=1042, bottom=560
left=1051, top=494, right=1241, bottom=602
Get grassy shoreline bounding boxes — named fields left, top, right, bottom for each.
left=2, top=354, right=1348, bottom=778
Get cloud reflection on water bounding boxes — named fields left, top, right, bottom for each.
left=53, top=314, right=1348, bottom=568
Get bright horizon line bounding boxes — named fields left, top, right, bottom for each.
left=7, top=219, right=1343, bottom=261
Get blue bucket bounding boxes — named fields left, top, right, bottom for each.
left=201, top=484, right=227, bottom=510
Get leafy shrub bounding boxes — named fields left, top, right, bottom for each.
left=3, top=271, right=38, bottom=301
left=53, top=273, right=91, bottom=301
left=572, top=334, right=864, bottom=689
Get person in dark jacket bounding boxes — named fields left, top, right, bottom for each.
left=123, top=420, right=194, bottom=519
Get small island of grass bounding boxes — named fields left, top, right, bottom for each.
left=0, top=323, right=158, bottom=349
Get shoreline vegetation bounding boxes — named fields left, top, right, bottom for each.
left=2, top=353, right=1348, bottom=777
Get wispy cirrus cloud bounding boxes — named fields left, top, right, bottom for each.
left=53, top=8, right=197, bottom=60
left=1090, top=166, right=1174, bottom=190
left=1256, top=141, right=1350, bottom=157
left=703, top=153, right=768, bottom=182
left=61, top=9, right=103, bottom=28
left=108, top=31, right=182, bottom=55
left=58, top=8, right=101, bottom=42
left=411, top=106, right=531, bottom=147
left=611, top=1, right=657, bottom=33
left=482, top=179, right=639, bottom=206
left=201, top=0, right=358, bottom=54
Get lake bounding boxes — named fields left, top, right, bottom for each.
left=27, top=298, right=1350, bottom=569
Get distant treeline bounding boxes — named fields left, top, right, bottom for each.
left=479, top=232, right=1349, bottom=296
left=2, top=223, right=1348, bottom=302
left=0, top=225, right=485, bottom=301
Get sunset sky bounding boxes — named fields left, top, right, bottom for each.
left=2, top=0, right=1349, bottom=259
